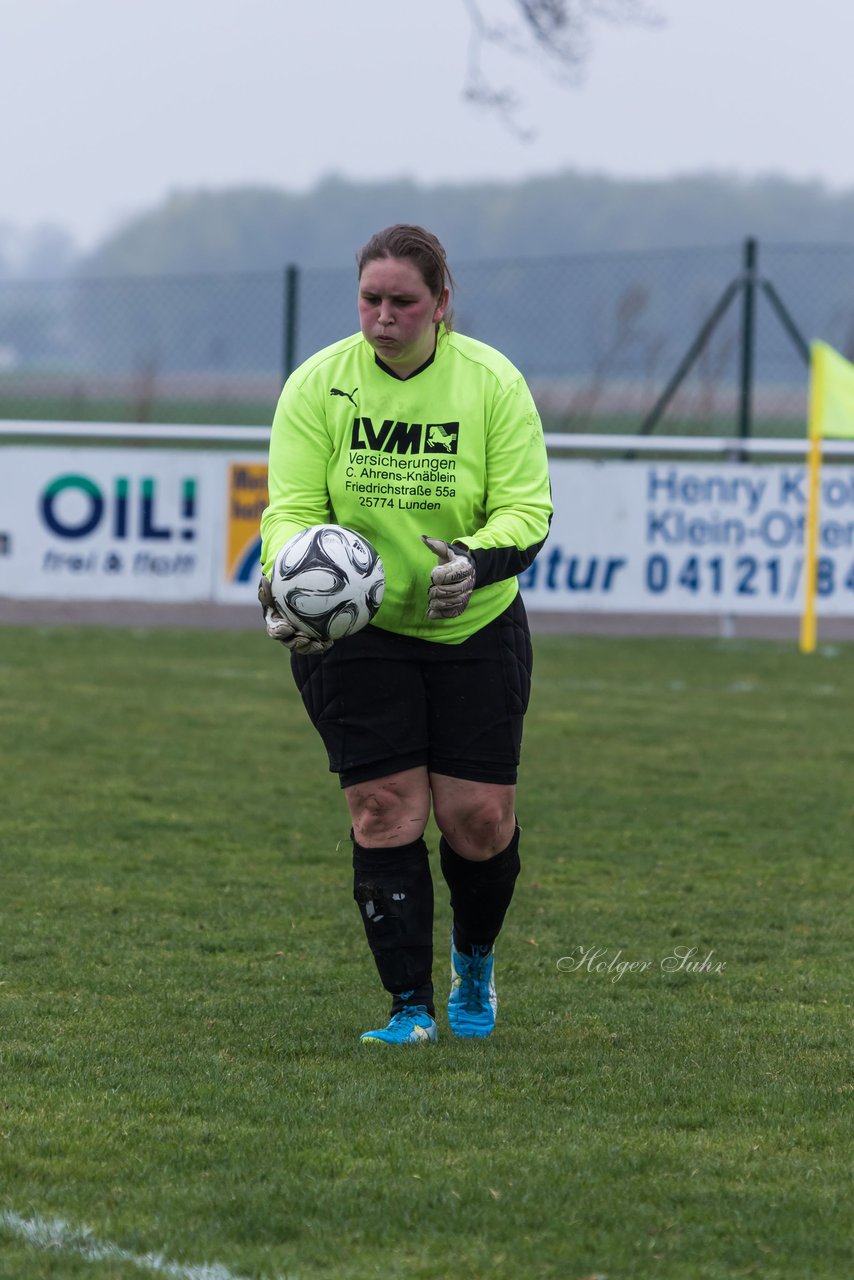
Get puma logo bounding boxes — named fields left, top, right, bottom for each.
left=331, top=387, right=358, bottom=407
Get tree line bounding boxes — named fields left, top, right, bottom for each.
left=77, top=171, right=854, bottom=278
left=5, top=170, right=854, bottom=283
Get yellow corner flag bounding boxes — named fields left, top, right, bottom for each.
left=800, top=341, right=854, bottom=653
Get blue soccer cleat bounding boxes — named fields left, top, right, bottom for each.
left=448, top=939, right=497, bottom=1038
left=359, top=1005, right=438, bottom=1046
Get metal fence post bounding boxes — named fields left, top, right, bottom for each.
left=282, top=263, right=300, bottom=383
left=637, top=278, right=742, bottom=437
left=738, top=237, right=758, bottom=439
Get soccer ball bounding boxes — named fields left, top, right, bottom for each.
left=271, top=524, right=385, bottom=642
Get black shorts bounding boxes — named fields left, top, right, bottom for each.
left=290, top=593, right=533, bottom=788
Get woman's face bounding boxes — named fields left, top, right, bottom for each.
left=358, top=256, right=448, bottom=378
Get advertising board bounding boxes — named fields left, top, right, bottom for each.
left=0, top=447, right=221, bottom=601
left=3, top=437, right=854, bottom=620
left=521, top=458, right=854, bottom=616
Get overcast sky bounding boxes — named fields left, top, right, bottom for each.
left=1, top=0, right=850, bottom=248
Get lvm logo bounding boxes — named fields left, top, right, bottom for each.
left=40, top=474, right=198, bottom=541
left=349, top=418, right=459, bottom=455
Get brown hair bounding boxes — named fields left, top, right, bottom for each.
left=357, top=224, right=455, bottom=329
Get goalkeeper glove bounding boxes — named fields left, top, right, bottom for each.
left=421, top=535, right=476, bottom=620
left=258, top=575, right=333, bottom=655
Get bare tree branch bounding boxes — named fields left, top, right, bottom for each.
left=463, top=0, right=664, bottom=136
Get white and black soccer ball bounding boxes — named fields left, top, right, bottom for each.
left=271, top=524, right=385, bottom=642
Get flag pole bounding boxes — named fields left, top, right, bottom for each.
left=799, top=343, right=824, bottom=654
left=799, top=432, right=822, bottom=654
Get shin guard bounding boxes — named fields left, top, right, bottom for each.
left=352, top=836, right=434, bottom=1014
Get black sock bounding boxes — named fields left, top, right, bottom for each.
left=352, top=836, right=434, bottom=1017
left=440, top=826, right=521, bottom=956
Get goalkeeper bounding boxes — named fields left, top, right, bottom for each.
left=259, top=224, right=552, bottom=1046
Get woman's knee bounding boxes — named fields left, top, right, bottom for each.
left=432, top=778, right=516, bottom=860
left=346, top=767, right=431, bottom=847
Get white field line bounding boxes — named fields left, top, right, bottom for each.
left=0, top=1211, right=290, bottom=1280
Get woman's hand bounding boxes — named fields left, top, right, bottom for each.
left=258, top=576, right=334, bottom=655
left=421, top=536, right=476, bottom=619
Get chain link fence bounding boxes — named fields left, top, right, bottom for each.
left=2, top=240, right=853, bottom=435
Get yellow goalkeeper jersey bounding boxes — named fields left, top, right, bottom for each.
left=260, top=324, right=552, bottom=644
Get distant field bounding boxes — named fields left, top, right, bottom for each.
left=0, top=393, right=807, bottom=442
left=0, top=394, right=275, bottom=427
left=538, top=411, right=807, bottom=439
left=0, top=367, right=809, bottom=438
left=1, top=625, right=851, bottom=1279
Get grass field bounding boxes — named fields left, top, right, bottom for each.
left=1, top=625, right=851, bottom=1280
